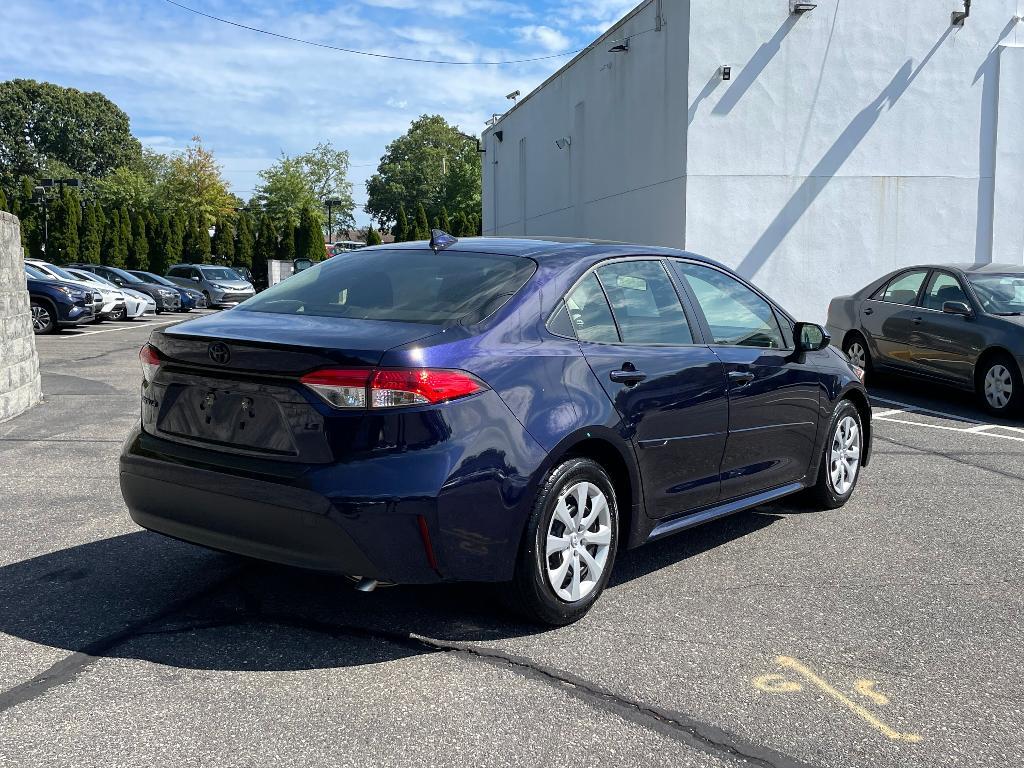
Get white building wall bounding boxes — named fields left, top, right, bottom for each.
left=483, top=0, right=1024, bottom=321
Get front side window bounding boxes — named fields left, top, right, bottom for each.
left=595, top=261, right=693, bottom=345
left=201, top=267, right=242, bottom=281
left=673, top=262, right=784, bottom=349
left=922, top=272, right=969, bottom=311
left=880, top=270, right=928, bottom=306
left=565, top=274, right=619, bottom=343
left=239, top=249, right=536, bottom=325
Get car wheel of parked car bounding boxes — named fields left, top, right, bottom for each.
left=203, top=290, right=213, bottom=308
left=843, top=334, right=871, bottom=376
left=805, top=400, right=863, bottom=510
left=109, top=305, right=126, bottom=321
left=977, top=354, right=1021, bottom=415
left=30, top=300, right=56, bottom=335
left=504, top=458, right=619, bottom=626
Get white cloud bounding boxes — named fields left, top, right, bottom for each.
left=515, top=25, right=571, bottom=53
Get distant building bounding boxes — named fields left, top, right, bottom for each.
left=482, top=0, right=1024, bottom=319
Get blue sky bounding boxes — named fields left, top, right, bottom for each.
left=2, top=0, right=637, bottom=225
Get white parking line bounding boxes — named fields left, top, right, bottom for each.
left=871, top=395, right=1024, bottom=442
left=59, top=316, right=187, bottom=338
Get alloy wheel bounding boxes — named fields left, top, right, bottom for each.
left=31, top=304, right=51, bottom=332
left=545, top=481, right=612, bottom=603
left=829, top=415, right=861, bottom=496
left=984, top=364, right=1013, bottom=410
left=846, top=341, right=866, bottom=369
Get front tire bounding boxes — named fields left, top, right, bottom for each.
left=30, top=300, right=57, bottom=335
left=503, top=458, right=619, bottom=626
left=977, top=354, right=1022, bottom=416
left=804, top=400, right=864, bottom=510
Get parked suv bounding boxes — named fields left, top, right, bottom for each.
left=26, top=259, right=106, bottom=320
left=120, top=235, right=871, bottom=625
left=68, top=264, right=181, bottom=313
left=24, top=265, right=94, bottom=333
left=165, top=264, right=255, bottom=307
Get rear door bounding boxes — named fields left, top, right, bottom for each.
left=671, top=261, right=820, bottom=502
left=860, top=269, right=930, bottom=371
left=569, top=259, right=729, bottom=518
left=910, top=270, right=985, bottom=384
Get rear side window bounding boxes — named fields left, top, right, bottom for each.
left=595, top=261, right=693, bottom=345
left=673, top=262, right=784, bottom=349
left=566, top=274, right=619, bottom=343
left=879, top=270, right=928, bottom=306
left=168, top=266, right=186, bottom=277
left=238, top=249, right=536, bottom=325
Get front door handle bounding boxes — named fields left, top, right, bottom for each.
left=912, top=316, right=922, bottom=325
left=728, top=371, right=756, bottom=387
left=610, top=369, right=647, bottom=386
left=863, top=307, right=874, bottom=316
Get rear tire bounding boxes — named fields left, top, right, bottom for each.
left=30, top=300, right=57, bottom=335
left=804, top=400, right=864, bottom=510
left=977, top=353, right=1022, bottom=416
left=502, top=458, right=619, bottom=626
left=843, top=333, right=871, bottom=377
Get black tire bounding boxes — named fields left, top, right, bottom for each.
left=502, top=458, right=619, bottom=626
left=843, top=333, right=871, bottom=377
left=109, top=305, right=126, bottom=321
left=30, top=299, right=57, bottom=335
left=804, top=400, right=864, bottom=510
left=203, top=291, right=214, bottom=309
left=976, top=353, right=1022, bottom=416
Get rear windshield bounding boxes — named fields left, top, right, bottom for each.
left=239, top=249, right=537, bottom=325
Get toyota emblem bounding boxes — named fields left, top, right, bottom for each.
left=208, top=342, right=231, bottom=365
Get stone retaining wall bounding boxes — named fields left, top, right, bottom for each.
left=0, top=211, right=42, bottom=422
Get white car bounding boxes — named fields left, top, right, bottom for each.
left=66, top=268, right=153, bottom=319
left=27, top=259, right=113, bottom=321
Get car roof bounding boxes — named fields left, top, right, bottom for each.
left=893, top=263, right=1024, bottom=275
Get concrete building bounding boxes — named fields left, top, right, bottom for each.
left=481, top=0, right=1024, bottom=320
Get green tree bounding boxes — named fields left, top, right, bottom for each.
left=92, top=149, right=167, bottom=211
left=48, top=187, right=80, bottom=263
left=101, top=208, right=122, bottom=266
left=365, top=115, right=481, bottom=232
left=127, top=210, right=149, bottom=270
left=0, top=79, right=144, bottom=192
left=253, top=213, right=277, bottom=282
left=451, top=211, right=467, bottom=238
left=255, top=142, right=353, bottom=239
left=165, top=213, right=184, bottom=265
left=295, top=206, right=323, bottom=263
left=276, top=224, right=296, bottom=261
left=211, top=217, right=235, bottom=262
left=414, top=203, right=430, bottom=241
left=79, top=202, right=102, bottom=264
left=148, top=213, right=171, bottom=275
left=182, top=214, right=211, bottom=262
left=155, top=136, right=234, bottom=227
left=392, top=204, right=409, bottom=243
left=234, top=212, right=255, bottom=269
left=0, top=188, right=7, bottom=211
left=365, top=226, right=382, bottom=246
left=439, top=206, right=451, bottom=233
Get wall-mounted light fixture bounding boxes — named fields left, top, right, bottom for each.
left=951, top=0, right=971, bottom=26
left=790, top=1, right=817, bottom=13
left=554, top=137, right=571, bottom=150
left=719, top=65, right=732, bottom=81
left=608, top=37, right=629, bottom=53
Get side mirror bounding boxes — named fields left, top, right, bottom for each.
left=794, top=321, right=831, bottom=352
left=942, top=300, right=972, bottom=317
left=192, top=275, right=200, bottom=282
left=293, top=258, right=313, bottom=273
left=113, top=278, right=124, bottom=286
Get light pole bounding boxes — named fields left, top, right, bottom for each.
left=324, top=197, right=343, bottom=243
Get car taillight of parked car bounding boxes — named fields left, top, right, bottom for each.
left=139, top=343, right=161, bottom=383
left=300, top=368, right=487, bottom=409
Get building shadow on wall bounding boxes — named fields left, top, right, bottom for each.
left=712, top=15, right=801, bottom=116
left=736, top=26, right=955, bottom=280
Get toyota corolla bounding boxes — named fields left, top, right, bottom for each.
left=120, top=234, right=871, bottom=624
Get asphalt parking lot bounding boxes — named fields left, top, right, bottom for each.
left=1, top=314, right=1021, bottom=768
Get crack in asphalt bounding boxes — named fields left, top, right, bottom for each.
left=0, top=575, right=817, bottom=768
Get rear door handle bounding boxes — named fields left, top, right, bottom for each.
left=912, top=316, right=922, bottom=325
left=863, top=307, right=874, bottom=316
left=610, top=369, right=647, bottom=385
left=728, top=371, right=756, bottom=387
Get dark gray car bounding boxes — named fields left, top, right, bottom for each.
left=827, top=264, right=1024, bottom=415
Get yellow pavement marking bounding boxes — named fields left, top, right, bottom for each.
left=754, top=656, right=922, bottom=743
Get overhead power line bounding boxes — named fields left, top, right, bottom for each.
left=164, top=0, right=589, bottom=65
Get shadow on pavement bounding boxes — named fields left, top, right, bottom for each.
left=0, top=510, right=786, bottom=673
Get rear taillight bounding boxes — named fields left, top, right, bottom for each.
left=139, top=343, right=161, bottom=383
left=300, top=368, right=487, bottom=409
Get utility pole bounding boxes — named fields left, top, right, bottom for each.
left=324, top=197, right=343, bottom=242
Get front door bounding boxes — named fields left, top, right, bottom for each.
left=910, top=270, right=985, bottom=384
left=671, top=261, right=821, bottom=501
left=567, top=261, right=729, bottom=518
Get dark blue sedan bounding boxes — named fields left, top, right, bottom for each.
left=120, top=235, right=871, bottom=624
